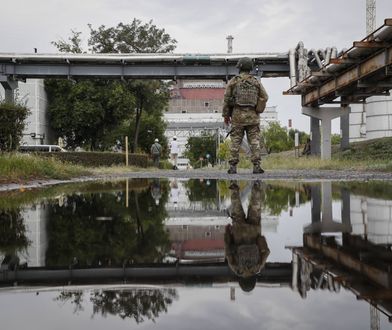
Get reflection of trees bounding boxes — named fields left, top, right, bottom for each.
left=185, top=179, right=217, bottom=208
left=55, top=288, right=178, bottom=324
left=46, top=181, right=170, bottom=267
left=0, top=209, right=29, bottom=255
left=91, top=288, right=178, bottom=323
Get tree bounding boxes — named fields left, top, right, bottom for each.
left=45, top=79, right=135, bottom=150
left=262, top=122, right=292, bottom=153
left=185, top=135, right=217, bottom=167
left=218, top=139, right=231, bottom=163
left=0, top=101, right=30, bottom=152
left=47, top=19, right=177, bottom=151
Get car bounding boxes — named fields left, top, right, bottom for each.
left=18, top=145, right=66, bottom=153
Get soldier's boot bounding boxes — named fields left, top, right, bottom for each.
left=228, top=164, right=237, bottom=174
left=253, top=163, right=264, bottom=174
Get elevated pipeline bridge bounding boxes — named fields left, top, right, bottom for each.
left=0, top=262, right=292, bottom=286
left=0, top=52, right=289, bottom=82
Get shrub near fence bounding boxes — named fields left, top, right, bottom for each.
left=39, top=152, right=149, bottom=167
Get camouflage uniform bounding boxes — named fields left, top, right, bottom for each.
left=224, top=182, right=270, bottom=280
left=223, top=72, right=269, bottom=167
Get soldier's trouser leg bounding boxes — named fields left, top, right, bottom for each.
left=247, top=182, right=262, bottom=225
left=230, top=187, right=246, bottom=224
left=245, top=125, right=261, bottom=164
left=229, top=125, right=245, bottom=165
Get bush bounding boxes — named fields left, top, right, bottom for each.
left=40, top=152, right=149, bottom=167
left=0, top=102, right=30, bottom=152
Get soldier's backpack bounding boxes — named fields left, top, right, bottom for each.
left=234, top=76, right=259, bottom=107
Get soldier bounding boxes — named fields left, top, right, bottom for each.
left=223, top=57, right=269, bottom=174
left=225, top=181, right=270, bottom=292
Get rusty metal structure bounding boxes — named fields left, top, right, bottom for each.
left=285, top=18, right=392, bottom=107
left=283, top=18, right=392, bottom=159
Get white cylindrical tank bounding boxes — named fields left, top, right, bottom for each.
left=365, top=94, right=392, bottom=140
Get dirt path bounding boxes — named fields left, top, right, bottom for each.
left=1, top=168, right=392, bottom=192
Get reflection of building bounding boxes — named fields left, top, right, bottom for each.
left=292, top=233, right=392, bottom=324
left=19, top=203, right=49, bottom=267
left=350, top=195, right=392, bottom=245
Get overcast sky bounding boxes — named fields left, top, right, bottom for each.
left=1, top=0, right=391, bottom=132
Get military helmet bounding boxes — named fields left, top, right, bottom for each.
left=236, top=57, right=253, bottom=71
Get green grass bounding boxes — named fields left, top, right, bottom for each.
left=0, top=153, right=90, bottom=183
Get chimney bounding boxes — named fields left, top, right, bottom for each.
left=226, top=35, right=234, bottom=54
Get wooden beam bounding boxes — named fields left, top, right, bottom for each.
left=353, top=41, right=389, bottom=48
left=330, top=58, right=360, bottom=65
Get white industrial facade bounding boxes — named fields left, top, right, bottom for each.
left=0, top=79, right=53, bottom=145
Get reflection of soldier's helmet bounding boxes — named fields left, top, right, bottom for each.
left=236, top=57, right=253, bottom=71
left=238, top=275, right=257, bottom=292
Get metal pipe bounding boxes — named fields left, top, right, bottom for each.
left=317, top=49, right=326, bottom=62
left=0, top=52, right=289, bottom=64
left=309, top=49, right=323, bottom=68
left=289, top=48, right=297, bottom=87
left=325, top=47, right=332, bottom=64
left=331, top=47, right=338, bottom=59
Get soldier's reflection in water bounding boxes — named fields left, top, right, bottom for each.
left=225, top=181, right=270, bottom=292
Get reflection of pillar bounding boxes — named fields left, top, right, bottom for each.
left=311, top=185, right=321, bottom=224
left=230, top=287, right=235, bottom=301
left=370, top=305, right=380, bottom=330
left=292, top=251, right=298, bottom=292
left=305, top=182, right=352, bottom=234
left=341, top=187, right=351, bottom=226
left=321, top=182, right=333, bottom=224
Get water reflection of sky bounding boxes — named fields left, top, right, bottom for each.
left=0, top=179, right=392, bottom=329
left=0, top=287, right=390, bottom=330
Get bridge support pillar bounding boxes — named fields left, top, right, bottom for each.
left=0, top=76, right=18, bottom=103
left=302, top=106, right=350, bottom=160
left=310, top=117, right=321, bottom=156
left=340, top=106, right=350, bottom=150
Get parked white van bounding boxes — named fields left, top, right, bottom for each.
left=19, top=145, right=66, bottom=153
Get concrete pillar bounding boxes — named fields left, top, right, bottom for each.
left=302, top=106, right=350, bottom=160
left=310, top=117, right=320, bottom=156
left=340, top=107, right=350, bottom=150
left=320, top=117, right=332, bottom=160
left=0, top=76, right=18, bottom=103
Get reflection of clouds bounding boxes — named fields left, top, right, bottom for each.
left=0, top=283, right=384, bottom=329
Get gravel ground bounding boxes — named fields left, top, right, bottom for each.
left=2, top=168, right=392, bottom=192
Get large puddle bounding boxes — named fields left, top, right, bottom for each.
left=0, top=179, right=391, bottom=329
